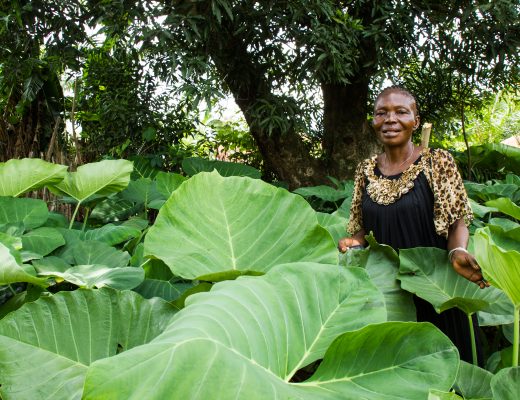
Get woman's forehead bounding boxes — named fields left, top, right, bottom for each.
left=374, top=91, right=417, bottom=111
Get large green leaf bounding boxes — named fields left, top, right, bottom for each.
left=41, top=264, right=144, bottom=290
left=144, top=171, right=338, bottom=279
left=21, top=227, right=65, bottom=257
left=428, top=390, right=463, bottom=399
left=84, top=264, right=458, bottom=399
left=348, top=235, right=416, bottom=322
left=293, top=181, right=353, bottom=202
left=477, top=292, right=515, bottom=326
left=485, top=224, right=520, bottom=253
left=316, top=212, right=348, bottom=244
left=474, top=228, right=520, bottom=307
left=0, top=243, right=48, bottom=287
left=182, top=157, right=261, bottom=178
left=485, top=197, right=520, bottom=220
left=305, top=322, right=458, bottom=399
left=133, top=279, right=194, bottom=301
left=469, top=199, right=498, bottom=219
left=129, top=155, right=159, bottom=179
left=90, top=197, right=140, bottom=223
left=488, top=217, right=520, bottom=232
left=491, top=367, right=520, bottom=400
left=82, top=223, right=141, bottom=246
left=155, top=171, right=187, bottom=199
left=453, top=361, right=493, bottom=400
left=0, top=231, right=22, bottom=250
left=0, top=289, right=177, bottom=400
left=120, top=177, right=162, bottom=207
left=70, top=240, right=130, bottom=268
left=32, top=256, right=71, bottom=273
left=0, top=197, right=49, bottom=229
left=0, top=158, right=67, bottom=197
left=468, top=143, right=520, bottom=176
left=398, top=247, right=509, bottom=314
left=47, top=159, right=133, bottom=204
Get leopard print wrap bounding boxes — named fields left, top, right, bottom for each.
left=347, top=148, right=473, bottom=238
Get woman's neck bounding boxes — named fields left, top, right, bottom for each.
left=384, top=142, right=415, bottom=165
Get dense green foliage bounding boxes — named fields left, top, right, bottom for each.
left=0, top=156, right=519, bottom=398
left=1, top=1, right=518, bottom=185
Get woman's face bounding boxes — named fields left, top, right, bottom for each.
left=373, top=91, right=419, bottom=147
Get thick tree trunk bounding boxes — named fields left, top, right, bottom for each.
left=321, top=80, right=380, bottom=179
left=192, top=1, right=383, bottom=189
left=208, top=39, right=379, bottom=188
left=0, top=97, right=43, bottom=161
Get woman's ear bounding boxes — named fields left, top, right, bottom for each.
left=414, top=115, right=420, bottom=130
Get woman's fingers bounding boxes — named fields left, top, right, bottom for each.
left=337, top=237, right=351, bottom=253
left=453, top=253, right=489, bottom=289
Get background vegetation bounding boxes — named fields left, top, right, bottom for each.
left=0, top=0, right=518, bottom=186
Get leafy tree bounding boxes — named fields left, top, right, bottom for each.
left=78, top=45, right=198, bottom=166
left=99, top=0, right=520, bottom=186
left=0, top=0, right=88, bottom=161
left=1, top=1, right=519, bottom=187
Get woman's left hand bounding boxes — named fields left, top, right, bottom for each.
left=450, top=250, right=489, bottom=289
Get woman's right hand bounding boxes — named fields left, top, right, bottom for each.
left=338, top=237, right=363, bottom=253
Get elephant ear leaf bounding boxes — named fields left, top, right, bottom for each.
left=0, top=288, right=177, bottom=400
left=83, top=263, right=458, bottom=399
left=48, top=159, right=134, bottom=205
left=490, top=367, right=520, bottom=400
left=453, top=361, right=493, bottom=400
left=182, top=157, right=261, bottom=178
left=360, top=234, right=416, bottom=322
left=0, top=158, right=67, bottom=197
left=474, top=227, right=520, bottom=307
left=398, top=247, right=509, bottom=315
left=0, top=197, right=49, bottom=229
left=0, top=242, right=48, bottom=287
left=144, top=171, right=338, bottom=279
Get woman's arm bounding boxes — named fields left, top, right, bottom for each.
left=339, top=161, right=367, bottom=253
left=447, top=219, right=489, bottom=289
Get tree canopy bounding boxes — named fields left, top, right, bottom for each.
left=1, top=0, right=519, bottom=186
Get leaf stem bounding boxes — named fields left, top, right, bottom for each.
left=69, top=202, right=81, bottom=229
left=82, top=208, right=90, bottom=232
left=7, top=284, right=17, bottom=296
left=468, top=312, right=478, bottom=365
left=514, top=305, right=519, bottom=367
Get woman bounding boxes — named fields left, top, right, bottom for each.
left=338, top=86, right=488, bottom=364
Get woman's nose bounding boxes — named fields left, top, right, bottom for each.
left=385, top=111, right=397, bottom=122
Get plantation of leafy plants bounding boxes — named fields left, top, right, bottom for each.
left=0, top=153, right=519, bottom=399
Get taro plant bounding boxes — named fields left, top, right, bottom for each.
left=144, top=170, right=338, bottom=280
left=398, top=246, right=513, bottom=365
left=475, top=226, right=520, bottom=367
left=0, top=169, right=468, bottom=399
left=0, top=159, right=147, bottom=313
left=293, top=176, right=354, bottom=215
left=0, top=158, right=67, bottom=197
left=47, top=159, right=134, bottom=228
left=1, top=160, right=519, bottom=397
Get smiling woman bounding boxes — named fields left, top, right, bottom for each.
left=338, top=86, right=489, bottom=365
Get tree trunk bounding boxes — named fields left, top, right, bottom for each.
left=208, top=36, right=379, bottom=188
left=322, top=80, right=380, bottom=179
